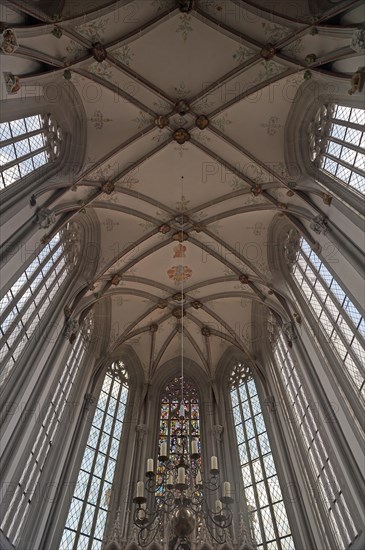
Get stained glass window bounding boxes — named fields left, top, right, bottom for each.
left=271, top=327, right=357, bottom=548
left=0, top=225, right=80, bottom=391
left=292, top=237, right=365, bottom=399
left=0, top=114, right=62, bottom=190
left=59, top=361, right=129, bottom=550
left=0, top=312, right=94, bottom=547
left=159, top=376, right=200, bottom=462
left=309, top=104, right=365, bottom=194
left=230, top=363, right=295, bottom=550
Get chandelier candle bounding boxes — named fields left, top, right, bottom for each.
left=223, top=482, right=231, bottom=498
left=147, top=459, right=154, bottom=474
left=136, top=481, right=144, bottom=498
left=211, top=455, right=218, bottom=472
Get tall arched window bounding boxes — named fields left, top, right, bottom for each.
left=230, top=363, right=294, bottom=550
left=309, top=104, right=365, bottom=194
left=0, top=224, right=81, bottom=390
left=270, top=324, right=358, bottom=549
left=59, top=361, right=129, bottom=550
left=159, top=376, right=200, bottom=462
left=0, top=311, right=94, bottom=547
left=292, top=237, right=365, bottom=399
left=0, top=113, right=62, bottom=190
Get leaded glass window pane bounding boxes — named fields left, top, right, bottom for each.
left=0, top=225, right=80, bottom=390
left=230, top=363, right=295, bottom=550
left=0, top=313, right=94, bottom=546
left=271, top=327, right=358, bottom=548
left=292, top=238, right=365, bottom=399
left=59, top=361, right=129, bottom=550
left=309, top=103, right=365, bottom=195
left=0, top=114, right=62, bottom=190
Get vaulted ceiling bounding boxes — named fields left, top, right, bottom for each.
left=3, top=0, right=363, bottom=379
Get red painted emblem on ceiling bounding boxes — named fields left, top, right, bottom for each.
left=167, top=265, right=192, bottom=282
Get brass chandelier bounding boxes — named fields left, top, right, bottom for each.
left=133, top=185, right=234, bottom=548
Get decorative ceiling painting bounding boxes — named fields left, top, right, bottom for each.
left=3, top=0, right=363, bottom=377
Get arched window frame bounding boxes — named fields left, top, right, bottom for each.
left=291, top=236, right=365, bottom=401
left=0, top=78, right=86, bottom=216
left=285, top=80, right=365, bottom=219
left=58, top=360, right=131, bottom=550
left=0, top=311, right=95, bottom=548
left=228, top=361, right=296, bottom=550
left=0, top=112, right=63, bottom=191
left=266, top=317, right=361, bottom=549
left=309, top=103, right=365, bottom=196
left=0, top=223, right=82, bottom=393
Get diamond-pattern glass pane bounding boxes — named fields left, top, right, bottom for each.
left=59, top=362, right=128, bottom=549
left=273, top=329, right=357, bottom=549
left=230, top=366, right=294, bottom=548
left=293, top=238, right=364, bottom=396
left=320, top=105, right=365, bottom=195
left=0, top=114, right=61, bottom=189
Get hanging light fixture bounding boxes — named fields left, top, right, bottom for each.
left=133, top=181, right=234, bottom=548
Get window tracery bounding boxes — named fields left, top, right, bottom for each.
left=0, top=113, right=62, bottom=190
left=309, top=104, right=365, bottom=194
left=0, top=311, right=94, bottom=547
left=292, top=237, right=365, bottom=399
left=0, top=224, right=80, bottom=390
left=270, top=324, right=358, bottom=548
left=59, top=361, right=129, bottom=550
left=230, top=363, right=295, bottom=550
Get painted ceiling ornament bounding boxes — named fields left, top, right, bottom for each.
left=195, top=114, right=209, bottom=130
left=0, top=28, right=18, bottom=54
left=3, top=72, right=21, bottom=94
left=51, top=26, right=63, bottom=39
left=157, top=299, right=168, bottom=309
left=155, top=114, right=169, bottom=128
left=150, top=323, right=159, bottom=333
left=172, top=231, right=189, bottom=242
left=305, top=53, right=317, bottom=64
left=260, top=43, right=276, bottom=60
left=111, top=274, right=122, bottom=285
left=91, top=41, right=107, bottom=62
left=159, top=223, right=171, bottom=234
left=178, top=0, right=194, bottom=13
left=192, top=300, right=203, bottom=309
left=167, top=264, right=193, bottom=282
left=172, top=306, right=185, bottom=318
left=173, top=243, right=187, bottom=257
left=286, top=190, right=294, bottom=197
left=239, top=274, right=249, bottom=284
left=348, top=66, right=365, bottom=95
left=201, top=326, right=211, bottom=337
left=63, top=69, right=72, bottom=80
left=173, top=128, right=191, bottom=144
left=175, top=213, right=190, bottom=226
left=175, top=99, right=190, bottom=115
left=351, top=27, right=365, bottom=54
left=101, top=181, right=115, bottom=194
left=172, top=292, right=185, bottom=302
left=193, top=223, right=205, bottom=232
left=278, top=202, right=287, bottom=210
left=251, top=185, right=262, bottom=196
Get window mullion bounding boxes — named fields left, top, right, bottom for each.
left=328, top=136, right=364, bottom=156
left=237, top=387, right=266, bottom=549
left=86, top=381, right=122, bottom=550
left=1, top=145, right=49, bottom=171
left=325, top=151, right=365, bottom=178
left=73, top=388, right=113, bottom=549
left=331, top=117, right=364, bottom=132
left=0, top=240, right=62, bottom=324
left=0, top=254, right=66, bottom=356
left=1, top=129, right=45, bottom=147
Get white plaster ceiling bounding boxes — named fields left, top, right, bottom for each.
left=6, top=0, right=362, bottom=378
